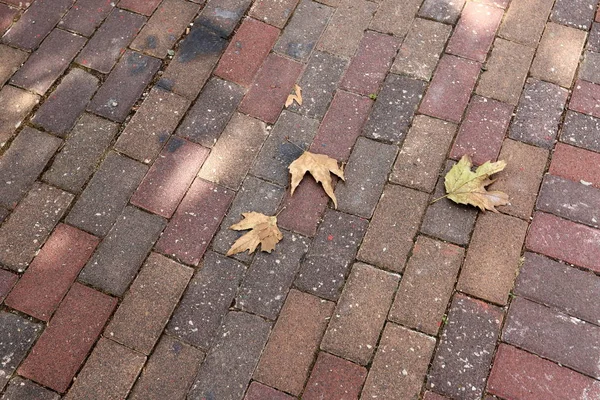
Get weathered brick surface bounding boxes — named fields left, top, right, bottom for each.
left=418, top=0, right=467, bottom=24
left=59, top=0, right=113, bottom=37
left=420, top=54, right=480, bottom=123
left=358, top=185, right=429, bottom=272
left=167, top=251, right=246, bottom=349
left=389, top=236, right=464, bottom=335
left=321, top=263, right=399, bottom=365
left=1, top=376, right=60, bottom=400
left=362, top=323, right=436, bottom=399
left=0, top=311, right=42, bottom=391
left=551, top=0, right=597, bottom=29
left=254, top=290, right=334, bottom=395
left=244, top=382, right=295, bottom=400
left=66, top=152, right=148, bottom=237
left=0, top=127, right=61, bottom=210
left=302, top=352, right=367, bottom=400
left=277, top=178, right=330, bottom=236
left=199, top=113, right=269, bottom=189
left=18, top=283, right=117, bottom=393
left=476, top=38, right=535, bottom=105
left=588, top=22, right=600, bottom=51
left=362, top=73, right=426, bottom=144
left=370, top=0, right=422, bottom=37
left=391, top=115, right=457, bottom=192
left=392, top=18, right=451, bottom=81
left=129, top=335, right=204, bottom=400
left=570, top=80, right=600, bottom=118
left=43, top=113, right=118, bottom=193
left=580, top=51, right=600, bottom=85
left=31, top=68, right=98, bottom=137
left=549, top=142, right=600, bottom=188
left=0, top=45, right=28, bottom=87
left=503, top=296, right=600, bottom=378
left=0, top=4, right=17, bottom=35
left=498, top=0, right=554, bottom=46
left=340, top=31, right=399, bottom=96
left=295, top=209, right=368, bottom=300
left=427, top=294, right=504, bottom=399
left=106, top=253, right=192, bottom=354
left=0, top=269, right=18, bottom=303
left=188, top=311, right=272, bottom=400
left=526, top=211, right=600, bottom=273
left=249, top=0, right=299, bottom=28
left=0, top=86, right=39, bottom=147
left=115, top=88, right=191, bottom=164
left=196, top=0, right=252, bottom=38
left=79, top=206, right=166, bottom=296
left=423, top=392, right=451, bottom=400
left=88, top=51, right=161, bottom=122
left=118, top=0, right=162, bottom=15
left=0, top=183, right=73, bottom=272
left=75, top=9, right=146, bottom=74
left=5, top=224, right=99, bottom=321
left=446, top=2, right=503, bottom=62
left=64, top=338, right=145, bottom=400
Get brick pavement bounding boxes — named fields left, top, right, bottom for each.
left=0, top=0, right=599, bottom=398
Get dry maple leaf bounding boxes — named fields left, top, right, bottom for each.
left=285, top=84, right=302, bottom=108
left=226, top=212, right=283, bottom=256
left=289, top=151, right=344, bottom=208
left=443, top=155, right=509, bottom=212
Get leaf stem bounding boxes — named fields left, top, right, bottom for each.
left=275, top=206, right=286, bottom=217
left=285, top=137, right=306, bottom=152
left=430, top=194, right=449, bottom=204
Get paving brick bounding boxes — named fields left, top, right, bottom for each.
left=287, top=50, right=348, bottom=120
left=212, top=176, right=285, bottom=263
left=31, top=68, right=98, bottom=137
left=129, top=335, right=204, bottom=400
left=0, top=45, right=27, bottom=87
left=2, top=0, right=73, bottom=50
left=370, top=0, right=422, bottom=37
left=277, top=177, right=330, bottom=236
left=0, top=207, right=8, bottom=224
left=79, top=206, right=166, bottom=296
left=423, top=392, right=451, bottom=400
left=490, top=344, right=600, bottom=400
left=1, top=376, right=60, bottom=400
left=156, top=180, right=234, bottom=265
left=167, top=251, right=245, bottom=349
left=0, top=86, right=39, bottom=147
left=198, top=113, right=269, bottom=189
left=310, top=90, right=373, bottom=161
left=64, top=338, right=145, bottom=400
left=244, top=382, right=295, bottom=400
left=537, top=174, right=600, bottom=229
left=0, top=4, right=17, bottom=35
left=0, top=312, right=42, bottom=391
left=321, top=263, right=399, bottom=365
left=526, top=211, right=600, bottom=273
left=157, top=24, right=227, bottom=100
left=254, top=290, right=334, bottom=395
left=579, top=51, right=600, bottom=85
left=490, top=139, right=549, bottom=219
left=42, top=113, right=118, bottom=193
left=249, top=0, right=298, bottom=28
left=106, top=253, right=192, bottom=354
left=88, top=51, right=161, bottom=122
left=18, top=283, right=116, bottom=393
left=389, top=236, right=464, bottom=335
left=390, top=115, right=457, bottom=192
left=457, top=212, right=528, bottom=305
left=9, top=29, right=85, bottom=95
left=427, top=294, right=503, bottom=399
left=5, top=224, right=98, bottom=321
left=118, top=0, right=161, bottom=15
left=75, top=9, right=146, bottom=74
left=362, top=323, right=436, bottom=400
left=238, top=54, right=303, bottom=124
left=420, top=54, right=480, bottom=123
left=274, top=0, right=332, bottom=61
left=294, top=209, right=368, bottom=300
left=0, top=183, right=73, bottom=272
left=446, top=2, right=503, bottom=62
left=65, top=152, right=148, bottom=237
left=196, top=0, right=252, bottom=38
left=549, top=142, right=600, bottom=188
left=450, top=96, right=513, bottom=165
left=358, top=185, right=428, bottom=272
left=335, top=137, right=397, bottom=218
left=498, top=0, right=554, bottom=46
left=503, top=296, right=600, bottom=378
left=188, top=311, right=272, bottom=400
left=251, top=110, right=319, bottom=186
left=302, top=352, right=367, bottom=400
left=476, top=38, right=535, bottom=105
left=318, top=0, right=377, bottom=58
left=418, top=0, right=466, bottom=23
left=0, top=127, right=61, bottom=210
left=551, top=0, right=597, bottom=30
left=0, top=269, right=18, bottom=303
left=115, top=87, right=191, bottom=163
left=392, top=18, right=451, bottom=81
left=131, top=0, right=199, bottom=58
left=59, top=0, right=114, bottom=37
left=215, top=18, right=279, bottom=86
left=588, top=22, right=600, bottom=52
left=570, top=80, right=600, bottom=118
left=531, top=23, right=586, bottom=88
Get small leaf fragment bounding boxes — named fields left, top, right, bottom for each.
left=226, top=212, right=283, bottom=256
left=288, top=151, right=344, bottom=208
left=285, top=84, right=302, bottom=108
